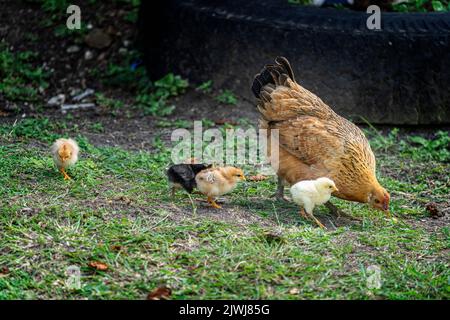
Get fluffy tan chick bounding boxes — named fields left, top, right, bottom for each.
left=195, top=166, right=246, bottom=208
left=51, top=138, right=79, bottom=180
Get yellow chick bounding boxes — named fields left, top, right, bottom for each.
left=51, top=138, right=79, bottom=180
left=195, top=166, right=246, bottom=208
left=290, top=177, right=338, bottom=229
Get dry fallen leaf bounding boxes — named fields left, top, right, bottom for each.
left=0, top=267, right=9, bottom=277
left=425, top=202, right=444, bottom=219
left=110, top=245, right=122, bottom=252
left=88, top=261, right=108, bottom=271
left=114, top=196, right=132, bottom=205
left=147, top=286, right=172, bottom=300
left=248, top=174, right=268, bottom=182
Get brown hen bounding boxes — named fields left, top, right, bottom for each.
left=252, top=57, right=390, bottom=214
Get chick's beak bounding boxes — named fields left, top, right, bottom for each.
left=333, top=186, right=339, bottom=192
left=241, top=175, right=246, bottom=181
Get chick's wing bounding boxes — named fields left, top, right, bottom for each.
left=171, top=165, right=196, bottom=182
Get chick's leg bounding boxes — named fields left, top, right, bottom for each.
left=299, top=208, right=308, bottom=219
left=308, top=213, right=326, bottom=229
left=207, top=196, right=221, bottom=209
left=304, top=203, right=326, bottom=229
left=60, top=168, right=71, bottom=180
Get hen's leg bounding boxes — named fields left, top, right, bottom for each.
left=207, top=196, right=222, bottom=209
left=271, top=176, right=289, bottom=202
left=325, top=202, right=362, bottom=221
left=60, top=168, right=71, bottom=180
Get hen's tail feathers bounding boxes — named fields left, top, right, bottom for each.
left=251, top=56, right=296, bottom=99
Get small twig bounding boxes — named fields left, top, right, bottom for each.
left=272, top=203, right=281, bottom=226
left=8, top=119, right=18, bottom=136
left=187, top=193, right=197, bottom=216
left=148, top=213, right=170, bottom=230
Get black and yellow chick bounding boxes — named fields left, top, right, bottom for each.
left=167, top=163, right=212, bottom=197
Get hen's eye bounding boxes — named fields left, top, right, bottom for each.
left=375, top=199, right=380, bottom=204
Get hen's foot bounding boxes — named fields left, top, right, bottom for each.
left=271, top=192, right=289, bottom=202
left=271, top=177, right=289, bottom=202
left=325, top=202, right=362, bottom=221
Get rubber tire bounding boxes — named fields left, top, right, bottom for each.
left=138, top=0, right=450, bottom=125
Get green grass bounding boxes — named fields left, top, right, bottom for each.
left=287, top=0, right=450, bottom=12
left=0, top=44, right=48, bottom=103
left=0, top=118, right=448, bottom=299
left=393, top=0, right=450, bottom=12
left=215, top=90, right=237, bottom=105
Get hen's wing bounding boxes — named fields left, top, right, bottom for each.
left=272, top=116, right=346, bottom=174
left=254, top=57, right=376, bottom=186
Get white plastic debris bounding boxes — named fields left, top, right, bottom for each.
left=61, top=103, right=96, bottom=113
left=72, top=88, right=95, bottom=102
left=47, top=94, right=66, bottom=107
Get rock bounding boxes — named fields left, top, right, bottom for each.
left=66, top=45, right=80, bottom=54
left=118, top=47, right=128, bottom=55
left=84, top=50, right=94, bottom=60
left=47, top=94, right=66, bottom=107
left=84, top=29, right=112, bottom=49
left=69, top=88, right=81, bottom=97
